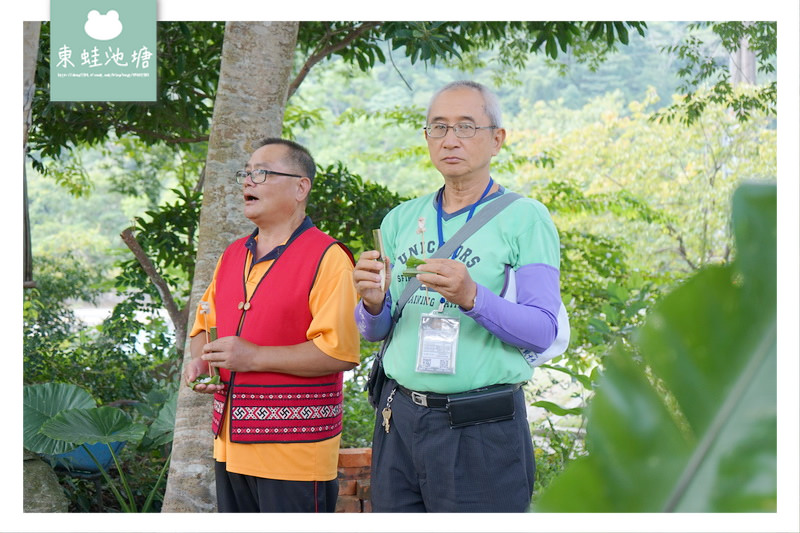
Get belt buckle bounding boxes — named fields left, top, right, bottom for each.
left=410, top=391, right=428, bottom=407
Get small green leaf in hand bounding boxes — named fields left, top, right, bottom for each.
left=403, top=255, right=426, bottom=277
left=189, top=374, right=221, bottom=389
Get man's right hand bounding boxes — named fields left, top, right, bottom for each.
left=353, top=249, right=390, bottom=315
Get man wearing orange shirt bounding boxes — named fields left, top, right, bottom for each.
left=184, top=138, right=360, bottom=512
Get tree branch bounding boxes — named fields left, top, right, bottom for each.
left=120, top=228, right=187, bottom=356
left=193, top=164, right=206, bottom=194
left=287, top=21, right=382, bottom=100
left=115, top=124, right=209, bottom=144
left=665, top=223, right=698, bottom=271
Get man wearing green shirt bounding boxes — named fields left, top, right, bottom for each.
left=353, top=81, right=563, bottom=512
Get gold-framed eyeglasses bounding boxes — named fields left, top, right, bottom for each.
left=424, top=122, right=497, bottom=138
left=235, top=169, right=303, bottom=184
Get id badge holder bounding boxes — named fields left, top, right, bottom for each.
left=416, top=307, right=460, bottom=374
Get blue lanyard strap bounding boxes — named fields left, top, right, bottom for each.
left=434, top=178, right=494, bottom=306
left=436, top=177, right=494, bottom=260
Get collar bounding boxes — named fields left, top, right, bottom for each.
left=244, top=216, right=314, bottom=265
left=433, top=183, right=506, bottom=221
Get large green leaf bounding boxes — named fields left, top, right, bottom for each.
left=23, top=382, right=96, bottom=455
left=730, top=182, right=777, bottom=306
left=535, top=183, right=776, bottom=512
left=40, top=406, right=147, bottom=446
left=667, top=323, right=776, bottom=512
left=145, top=390, right=177, bottom=447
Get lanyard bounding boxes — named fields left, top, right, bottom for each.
left=436, top=177, right=494, bottom=259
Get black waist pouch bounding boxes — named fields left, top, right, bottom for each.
left=446, top=385, right=516, bottom=428
left=365, top=353, right=386, bottom=410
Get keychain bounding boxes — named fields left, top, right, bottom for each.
left=381, top=387, right=397, bottom=433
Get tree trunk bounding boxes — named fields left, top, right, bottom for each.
left=23, top=22, right=41, bottom=288
left=730, top=32, right=756, bottom=86
left=161, top=21, right=299, bottom=512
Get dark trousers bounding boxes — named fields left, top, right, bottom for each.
left=370, top=380, right=535, bottom=512
left=215, top=461, right=338, bottom=512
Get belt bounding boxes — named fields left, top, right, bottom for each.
left=397, top=383, right=522, bottom=408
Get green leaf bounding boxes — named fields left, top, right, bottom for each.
left=536, top=348, right=691, bottom=511
left=606, top=282, right=629, bottom=303
left=146, top=391, right=178, bottom=447
left=664, top=320, right=776, bottom=511
left=532, top=400, right=583, bottom=417
left=23, top=383, right=96, bottom=455
left=535, top=184, right=776, bottom=512
left=41, top=406, right=147, bottom=446
left=614, top=21, right=629, bottom=45
left=538, top=364, right=594, bottom=390
left=731, top=183, right=776, bottom=301
left=405, top=255, right=425, bottom=268
left=587, top=317, right=611, bottom=334
left=545, top=36, right=557, bottom=58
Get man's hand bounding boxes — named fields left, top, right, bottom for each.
left=201, top=336, right=356, bottom=377
left=202, top=336, right=260, bottom=373
left=353, top=249, right=391, bottom=314
left=416, top=258, right=477, bottom=310
left=183, top=355, right=224, bottom=394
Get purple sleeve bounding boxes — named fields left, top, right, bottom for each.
left=462, top=263, right=560, bottom=353
left=354, top=292, right=393, bottom=342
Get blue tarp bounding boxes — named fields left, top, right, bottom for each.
left=49, top=441, right=126, bottom=473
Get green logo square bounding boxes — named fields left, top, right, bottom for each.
left=50, top=0, right=157, bottom=102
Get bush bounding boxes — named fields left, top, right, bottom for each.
left=24, top=255, right=180, bottom=404
left=24, top=255, right=179, bottom=512
left=340, top=339, right=381, bottom=448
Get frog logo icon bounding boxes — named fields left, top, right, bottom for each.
left=84, top=10, right=123, bottom=41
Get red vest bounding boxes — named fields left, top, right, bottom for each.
left=211, top=226, right=353, bottom=443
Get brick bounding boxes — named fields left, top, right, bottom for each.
left=338, top=447, right=372, bottom=468
left=361, top=499, right=372, bottom=513
left=356, top=479, right=371, bottom=500
left=335, top=495, right=361, bottom=513
left=337, top=465, right=370, bottom=480
left=338, top=479, right=357, bottom=496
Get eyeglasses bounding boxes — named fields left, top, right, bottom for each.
left=235, top=169, right=303, bottom=184
left=424, top=122, right=497, bottom=138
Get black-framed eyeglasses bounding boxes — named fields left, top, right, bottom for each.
left=235, top=169, right=303, bottom=184
left=424, top=122, right=497, bottom=138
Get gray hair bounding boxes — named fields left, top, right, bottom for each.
left=427, top=81, right=503, bottom=129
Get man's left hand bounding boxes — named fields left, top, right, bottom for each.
left=415, top=258, right=477, bottom=310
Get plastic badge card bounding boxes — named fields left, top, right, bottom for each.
left=416, top=312, right=460, bottom=374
